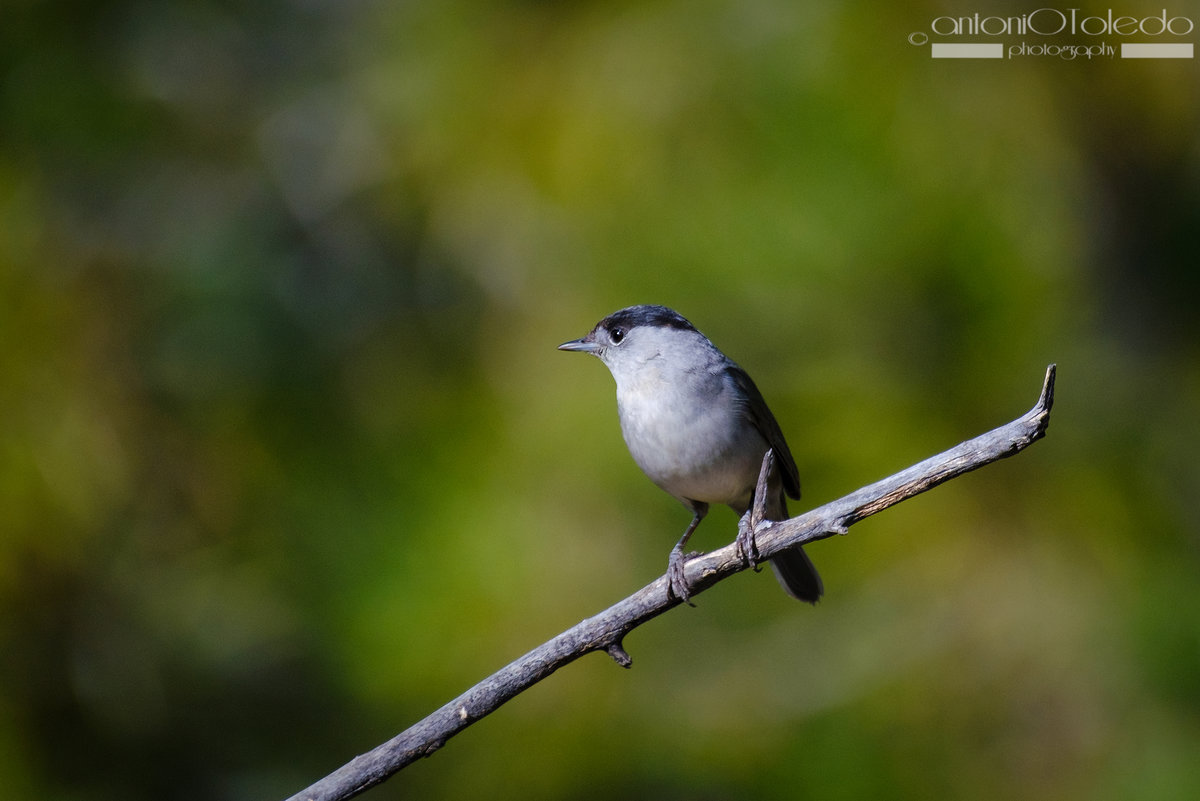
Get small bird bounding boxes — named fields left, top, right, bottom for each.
left=559, top=305, right=822, bottom=604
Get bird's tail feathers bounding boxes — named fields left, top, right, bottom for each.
left=770, top=545, right=824, bottom=604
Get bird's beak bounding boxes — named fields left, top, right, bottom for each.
left=558, top=337, right=601, bottom=354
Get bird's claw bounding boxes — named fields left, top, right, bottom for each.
left=667, top=545, right=695, bottom=606
left=736, top=510, right=762, bottom=571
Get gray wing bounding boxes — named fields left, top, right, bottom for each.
left=725, top=364, right=801, bottom=500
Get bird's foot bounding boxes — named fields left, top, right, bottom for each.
left=738, top=447, right=777, bottom=571
left=667, top=545, right=695, bottom=606
left=736, top=510, right=762, bottom=571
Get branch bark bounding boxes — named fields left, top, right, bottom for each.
left=286, top=364, right=1057, bottom=801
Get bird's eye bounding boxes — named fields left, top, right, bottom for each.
left=610, top=327, right=626, bottom=344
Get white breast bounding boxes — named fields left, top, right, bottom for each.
left=615, top=360, right=766, bottom=508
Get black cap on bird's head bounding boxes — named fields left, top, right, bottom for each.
left=598, top=305, right=695, bottom=333
left=558, top=305, right=696, bottom=354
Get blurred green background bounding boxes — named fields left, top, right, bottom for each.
left=2, top=1, right=1198, bottom=799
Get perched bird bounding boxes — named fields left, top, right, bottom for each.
left=559, top=305, right=822, bottom=604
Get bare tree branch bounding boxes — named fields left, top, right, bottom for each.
left=286, top=364, right=1057, bottom=801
